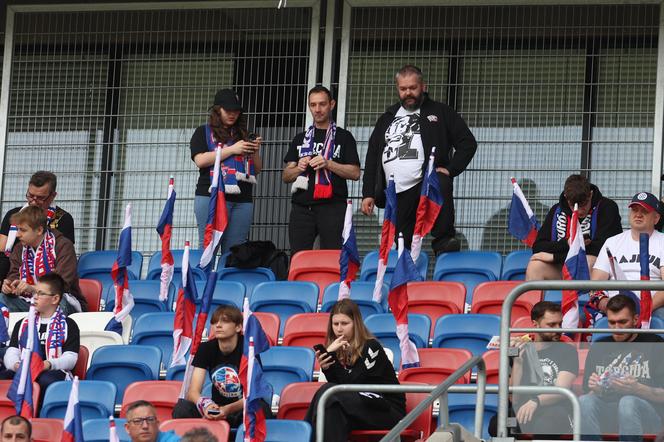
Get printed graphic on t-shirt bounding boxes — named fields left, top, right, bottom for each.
left=210, top=364, right=242, bottom=399
left=539, top=357, right=561, bottom=386
left=383, top=114, right=421, bottom=164
left=593, top=351, right=652, bottom=381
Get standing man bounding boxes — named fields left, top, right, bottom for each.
left=361, top=65, right=477, bottom=255
left=283, top=86, right=360, bottom=256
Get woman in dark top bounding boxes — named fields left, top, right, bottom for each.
left=190, top=89, right=262, bottom=256
left=305, top=299, right=406, bottom=441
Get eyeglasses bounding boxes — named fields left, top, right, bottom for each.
left=127, top=416, right=157, bottom=426
left=34, top=291, right=57, bottom=298
left=25, top=191, right=53, bottom=203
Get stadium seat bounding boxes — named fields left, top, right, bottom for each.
left=321, top=282, right=387, bottom=317
left=78, top=250, right=143, bottom=298
left=121, top=381, right=182, bottom=422
left=398, top=348, right=473, bottom=385
left=131, top=312, right=175, bottom=367
left=591, top=316, right=664, bottom=342
left=161, top=419, right=230, bottom=439
left=255, top=312, right=280, bottom=346
left=282, top=313, right=329, bottom=348
left=0, top=380, right=39, bottom=421
left=83, top=418, right=130, bottom=442
left=79, top=278, right=103, bottom=312
left=87, top=344, right=162, bottom=403
left=482, top=350, right=500, bottom=384
left=194, top=280, right=245, bottom=310
left=277, top=382, right=323, bottom=420
left=433, top=251, right=502, bottom=303
left=470, top=281, right=542, bottom=323
left=78, top=331, right=125, bottom=367
left=40, top=380, right=116, bottom=420
left=31, top=418, right=63, bottom=442
left=407, top=281, right=466, bottom=335
left=365, top=313, right=431, bottom=369
left=70, top=310, right=132, bottom=344
left=288, top=250, right=341, bottom=300
left=236, top=420, right=312, bottom=442
left=261, top=346, right=315, bottom=398
left=105, top=280, right=172, bottom=321
left=146, top=249, right=207, bottom=282
left=166, top=364, right=187, bottom=381
left=445, top=393, right=498, bottom=440
left=501, top=250, right=532, bottom=280
left=218, top=267, right=275, bottom=296
left=250, top=281, right=318, bottom=335
left=73, top=345, right=89, bottom=379
left=8, top=312, right=27, bottom=336
left=432, top=314, right=500, bottom=357
left=360, top=249, right=429, bottom=284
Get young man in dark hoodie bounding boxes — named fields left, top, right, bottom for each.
left=526, top=174, right=622, bottom=281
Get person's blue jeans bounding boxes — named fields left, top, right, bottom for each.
left=194, top=195, right=253, bottom=256
left=579, top=393, right=662, bottom=441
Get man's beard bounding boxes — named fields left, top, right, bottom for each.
left=401, top=93, right=424, bottom=111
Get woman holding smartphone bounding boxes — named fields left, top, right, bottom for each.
left=305, top=299, right=406, bottom=441
left=190, top=89, right=262, bottom=255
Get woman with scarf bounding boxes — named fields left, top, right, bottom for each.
left=190, top=89, right=262, bottom=257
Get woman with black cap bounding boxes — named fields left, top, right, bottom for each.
left=190, top=89, right=263, bottom=257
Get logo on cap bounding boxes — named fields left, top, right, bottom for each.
left=638, top=192, right=648, bottom=201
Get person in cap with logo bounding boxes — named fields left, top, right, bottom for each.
left=190, top=89, right=263, bottom=255
left=592, top=192, right=664, bottom=316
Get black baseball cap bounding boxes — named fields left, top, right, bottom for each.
left=628, top=192, right=660, bottom=213
left=213, top=89, right=243, bottom=111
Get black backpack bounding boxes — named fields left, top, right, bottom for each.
left=226, top=241, right=289, bottom=280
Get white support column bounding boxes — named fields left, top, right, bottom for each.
left=322, top=0, right=336, bottom=88
left=0, top=6, right=16, bottom=200
left=652, top=1, right=664, bottom=197
left=336, top=0, right=352, bottom=128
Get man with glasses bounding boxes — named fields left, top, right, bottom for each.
left=0, top=171, right=75, bottom=282
left=526, top=174, right=622, bottom=280
left=125, top=400, right=180, bottom=442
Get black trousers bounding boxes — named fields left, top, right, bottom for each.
left=305, top=383, right=405, bottom=442
left=288, top=201, right=347, bottom=256
left=172, top=398, right=272, bottom=428
left=488, top=402, right=572, bottom=437
left=36, top=370, right=67, bottom=412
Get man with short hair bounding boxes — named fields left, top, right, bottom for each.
left=0, top=415, right=32, bottom=442
left=0, top=171, right=75, bottom=282
left=283, top=85, right=360, bottom=255
left=180, top=428, right=218, bottom=442
left=125, top=400, right=180, bottom=442
left=361, top=65, right=477, bottom=255
left=526, top=174, right=622, bottom=280
left=580, top=293, right=664, bottom=440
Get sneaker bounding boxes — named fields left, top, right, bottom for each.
left=434, top=237, right=461, bottom=256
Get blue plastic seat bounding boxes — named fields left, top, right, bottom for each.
left=261, top=347, right=315, bottom=397
left=78, top=251, right=143, bottom=297
left=544, top=291, right=590, bottom=312
left=501, top=250, right=532, bottom=280
left=166, top=364, right=187, bottom=381
left=146, top=249, right=207, bottom=282
left=218, top=267, right=275, bottom=296
left=194, top=280, right=245, bottom=310
left=87, top=345, right=162, bottom=404
left=83, top=418, right=130, bottom=442
left=40, top=380, right=116, bottom=421
left=321, top=282, right=387, bottom=317
left=104, top=280, right=172, bottom=321
left=250, top=281, right=318, bottom=335
left=235, top=420, right=312, bottom=442
left=131, top=312, right=176, bottom=366
left=434, top=252, right=502, bottom=303
left=360, top=249, right=429, bottom=284
left=432, top=314, right=500, bottom=357
left=445, top=393, right=498, bottom=440
left=365, top=313, right=432, bottom=369
left=591, top=316, right=664, bottom=342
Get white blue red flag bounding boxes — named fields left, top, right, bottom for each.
left=105, top=204, right=134, bottom=335
left=200, top=147, right=229, bottom=270
left=0, top=304, right=9, bottom=344
left=508, top=177, right=540, bottom=247
left=411, top=148, right=442, bottom=262
left=108, top=416, right=120, bottom=442
left=156, top=177, right=176, bottom=301
left=63, top=376, right=84, bottom=442
left=171, top=241, right=197, bottom=367
left=7, top=304, right=43, bottom=417
left=240, top=313, right=272, bottom=442
left=373, top=177, right=397, bottom=303
left=639, top=233, right=652, bottom=329
left=561, top=204, right=590, bottom=329
left=339, top=200, right=360, bottom=299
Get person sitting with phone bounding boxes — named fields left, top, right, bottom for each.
left=171, top=305, right=270, bottom=425
left=305, top=299, right=405, bottom=441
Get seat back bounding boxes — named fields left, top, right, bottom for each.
left=360, top=249, right=429, bottom=284
left=131, top=312, right=176, bottom=366
left=160, top=419, right=230, bottom=439
left=470, top=281, right=542, bottom=321
left=277, top=382, right=322, bottom=420
left=105, top=280, right=171, bottom=321
left=255, top=312, right=280, bottom=346
left=501, top=250, right=532, bottom=280
left=31, top=418, right=64, bottom=442
left=79, top=278, right=103, bottom=312
left=218, top=267, right=275, bottom=296
left=261, top=346, right=315, bottom=396
left=282, top=313, right=329, bottom=348
left=399, top=348, right=473, bottom=384
left=365, top=313, right=431, bottom=369
left=0, top=380, right=39, bottom=421
left=146, top=248, right=205, bottom=280
left=434, top=251, right=502, bottom=302
left=446, top=393, right=498, bottom=440
left=288, top=250, right=341, bottom=299
left=78, top=251, right=142, bottom=299
left=83, top=418, right=130, bottom=442
left=321, top=282, right=387, bottom=317
left=407, top=281, right=466, bottom=334
left=78, top=331, right=124, bottom=367
left=250, top=281, right=318, bottom=335
left=194, top=280, right=245, bottom=310
left=482, top=350, right=500, bottom=384
left=121, top=381, right=182, bottom=422
left=433, top=314, right=500, bottom=357
left=40, top=380, right=116, bottom=420
left=70, top=311, right=132, bottom=344
left=73, top=345, right=89, bottom=379
left=236, top=420, right=312, bottom=442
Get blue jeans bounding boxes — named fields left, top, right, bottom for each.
left=579, top=393, right=662, bottom=441
left=194, top=195, right=253, bottom=255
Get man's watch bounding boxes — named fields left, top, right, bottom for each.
left=531, top=396, right=540, bottom=406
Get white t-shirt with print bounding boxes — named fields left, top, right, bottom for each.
left=382, top=107, right=425, bottom=193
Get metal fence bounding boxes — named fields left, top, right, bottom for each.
left=0, top=1, right=662, bottom=262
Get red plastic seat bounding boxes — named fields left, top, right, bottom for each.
left=254, top=312, right=280, bottom=346
left=482, top=350, right=500, bottom=384
left=288, top=250, right=341, bottom=302
left=282, top=313, right=329, bottom=348
left=79, top=278, right=103, bottom=312
left=73, top=345, right=89, bottom=380
left=0, top=380, right=40, bottom=420
left=121, top=381, right=182, bottom=422
left=31, top=418, right=63, bottom=442
left=398, top=348, right=473, bottom=385
left=160, top=419, right=230, bottom=439
left=407, top=282, right=465, bottom=336
left=277, top=382, right=323, bottom=420
left=470, top=281, right=542, bottom=322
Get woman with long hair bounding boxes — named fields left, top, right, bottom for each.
left=190, top=89, right=263, bottom=256
left=305, top=299, right=405, bottom=441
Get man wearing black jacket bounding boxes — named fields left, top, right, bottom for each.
left=361, top=65, right=477, bottom=255
left=526, top=174, right=622, bottom=280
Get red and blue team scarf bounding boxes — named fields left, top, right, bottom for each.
left=20, top=307, right=67, bottom=360
left=205, top=125, right=254, bottom=194
left=19, top=230, right=56, bottom=293
left=290, top=122, right=336, bottom=199
left=5, top=205, right=56, bottom=256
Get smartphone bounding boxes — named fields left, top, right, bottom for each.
left=207, top=408, right=221, bottom=416
left=313, top=344, right=338, bottom=363
left=247, top=132, right=258, bottom=142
